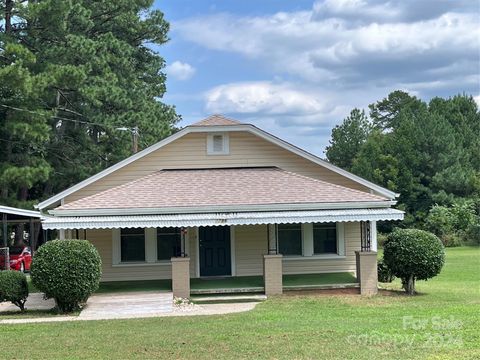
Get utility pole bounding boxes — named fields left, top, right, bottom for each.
left=5, top=0, right=12, bottom=33
left=116, top=126, right=139, bottom=154
left=132, top=126, right=139, bottom=154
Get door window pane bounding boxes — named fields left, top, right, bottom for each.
left=278, top=224, right=302, bottom=256
left=313, top=223, right=337, bottom=254
left=121, top=228, right=145, bottom=262
left=157, top=227, right=181, bottom=260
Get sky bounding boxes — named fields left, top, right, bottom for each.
left=153, top=0, right=480, bottom=157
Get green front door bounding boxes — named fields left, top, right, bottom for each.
left=199, top=226, right=231, bottom=276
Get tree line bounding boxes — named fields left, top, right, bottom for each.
left=326, top=91, right=480, bottom=245
left=0, top=0, right=179, bottom=209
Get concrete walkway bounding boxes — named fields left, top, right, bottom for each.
left=0, top=291, right=260, bottom=324
left=79, top=291, right=173, bottom=320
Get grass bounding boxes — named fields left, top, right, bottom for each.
left=0, top=309, right=79, bottom=320
left=1, top=247, right=478, bottom=359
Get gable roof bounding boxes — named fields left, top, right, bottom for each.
left=36, top=115, right=397, bottom=210
left=191, top=114, right=244, bottom=126
left=51, top=167, right=391, bottom=215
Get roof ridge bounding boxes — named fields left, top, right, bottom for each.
left=190, top=114, right=244, bottom=126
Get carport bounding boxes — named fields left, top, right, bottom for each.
left=0, top=205, right=48, bottom=269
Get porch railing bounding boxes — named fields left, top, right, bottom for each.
left=360, top=221, right=371, bottom=252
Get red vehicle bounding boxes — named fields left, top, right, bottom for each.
left=8, top=246, right=32, bottom=272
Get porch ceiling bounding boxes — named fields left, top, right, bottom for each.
left=42, top=208, right=404, bottom=230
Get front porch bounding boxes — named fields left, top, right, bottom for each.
left=97, top=272, right=359, bottom=295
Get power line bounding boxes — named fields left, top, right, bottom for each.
left=0, top=103, right=124, bottom=129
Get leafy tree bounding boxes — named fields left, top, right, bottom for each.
left=325, top=108, right=371, bottom=171
left=328, top=91, right=480, bottom=230
left=383, top=229, right=445, bottom=295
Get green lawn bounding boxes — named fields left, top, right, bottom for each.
left=1, top=247, right=478, bottom=359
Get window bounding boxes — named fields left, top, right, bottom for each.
left=120, top=228, right=145, bottom=262
left=313, top=223, right=337, bottom=254
left=157, top=227, right=182, bottom=260
left=207, top=133, right=229, bottom=155
left=278, top=224, right=302, bottom=256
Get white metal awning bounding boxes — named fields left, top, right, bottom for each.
left=42, top=208, right=404, bottom=230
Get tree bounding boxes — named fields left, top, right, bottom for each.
left=328, top=91, right=480, bottom=228
left=0, top=0, right=179, bottom=207
left=0, top=1, right=51, bottom=209
left=369, top=90, right=422, bottom=131
left=325, top=108, right=371, bottom=171
left=383, top=229, right=445, bottom=295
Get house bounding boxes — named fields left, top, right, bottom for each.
left=37, top=115, right=403, bottom=297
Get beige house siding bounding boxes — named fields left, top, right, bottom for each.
left=234, top=225, right=268, bottom=276
left=64, top=131, right=369, bottom=204
left=85, top=222, right=360, bottom=282
left=87, top=229, right=171, bottom=282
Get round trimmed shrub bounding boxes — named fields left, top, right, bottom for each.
left=0, top=270, right=29, bottom=311
left=31, top=240, right=102, bottom=313
left=383, top=229, right=445, bottom=295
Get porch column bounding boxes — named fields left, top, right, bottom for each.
left=355, top=251, right=378, bottom=296
left=263, top=254, right=283, bottom=296
left=171, top=257, right=190, bottom=298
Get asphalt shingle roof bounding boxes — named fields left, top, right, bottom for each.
left=56, top=167, right=388, bottom=211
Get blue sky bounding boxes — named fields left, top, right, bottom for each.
left=153, top=0, right=479, bottom=156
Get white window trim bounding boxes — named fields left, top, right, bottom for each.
left=113, top=227, right=181, bottom=266
left=370, top=220, right=378, bottom=251
left=299, top=222, right=345, bottom=258
left=230, top=226, right=236, bottom=276
left=112, top=228, right=148, bottom=265
left=207, top=133, right=229, bottom=155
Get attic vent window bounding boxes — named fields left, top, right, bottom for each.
left=207, top=133, right=229, bottom=155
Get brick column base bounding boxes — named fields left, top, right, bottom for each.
left=355, top=251, right=378, bottom=296
left=171, top=257, right=190, bottom=298
left=263, top=254, right=283, bottom=296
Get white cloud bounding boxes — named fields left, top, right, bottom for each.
left=165, top=61, right=196, bottom=81
left=474, top=95, right=480, bottom=107
left=171, top=0, right=479, bottom=154
left=175, top=4, right=479, bottom=85
left=205, top=81, right=329, bottom=117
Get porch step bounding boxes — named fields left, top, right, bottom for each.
left=190, top=287, right=264, bottom=295
left=283, top=283, right=359, bottom=291
left=191, top=294, right=267, bottom=304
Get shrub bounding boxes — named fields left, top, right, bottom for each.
left=31, top=240, right=102, bottom=313
left=377, top=259, right=395, bottom=283
left=383, top=229, right=445, bottom=295
left=0, top=270, right=29, bottom=311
